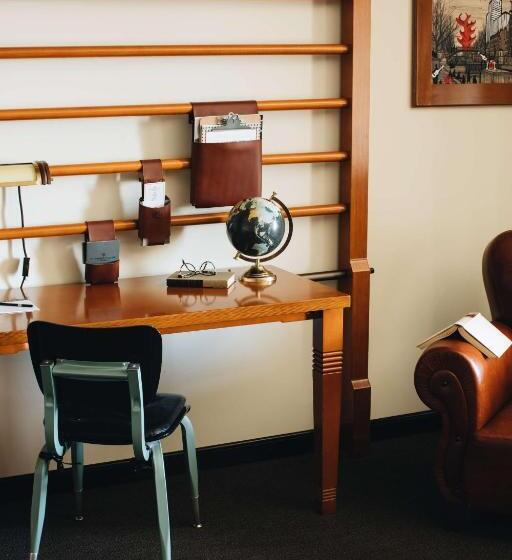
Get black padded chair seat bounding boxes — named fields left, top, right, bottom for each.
left=59, top=393, right=187, bottom=445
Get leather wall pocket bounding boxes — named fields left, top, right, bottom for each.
left=138, top=196, right=171, bottom=246
left=83, top=220, right=120, bottom=285
left=190, top=101, right=262, bottom=208
left=137, top=159, right=170, bottom=246
left=191, top=140, right=262, bottom=208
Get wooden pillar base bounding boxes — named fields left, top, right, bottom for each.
left=339, top=260, right=371, bottom=456
left=351, top=378, right=371, bottom=454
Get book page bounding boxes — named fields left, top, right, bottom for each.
left=454, top=313, right=478, bottom=329
left=459, top=313, right=512, bottom=358
left=417, top=323, right=458, bottom=349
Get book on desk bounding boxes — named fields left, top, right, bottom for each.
left=167, top=270, right=235, bottom=289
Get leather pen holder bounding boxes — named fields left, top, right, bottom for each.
left=138, top=159, right=170, bottom=246
left=138, top=196, right=171, bottom=246
left=190, top=101, right=262, bottom=208
left=83, top=220, right=120, bottom=285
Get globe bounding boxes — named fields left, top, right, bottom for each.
left=226, top=197, right=286, bottom=258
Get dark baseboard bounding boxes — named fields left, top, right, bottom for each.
left=370, top=410, right=441, bottom=440
left=1, top=410, right=440, bottom=499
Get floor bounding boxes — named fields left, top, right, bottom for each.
left=2, top=432, right=512, bottom=559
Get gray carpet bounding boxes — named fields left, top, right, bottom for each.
left=2, top=433, right=512, bottom=559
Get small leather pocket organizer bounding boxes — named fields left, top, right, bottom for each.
left=83, top=220, right=120, bottom=285
left=190, top=100, right=262, bottom=208
left=138, top=159, right=171, bottom=246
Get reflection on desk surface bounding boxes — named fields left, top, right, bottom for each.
left=0, top=267, right=350, bottom=354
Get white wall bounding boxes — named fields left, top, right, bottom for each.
left=2, top=0, right=511, bottom=478
left=0, top=0, right=341, bottom=477
left=368, top=0, right=512, bottom=418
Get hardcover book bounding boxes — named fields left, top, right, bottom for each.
left=167, top=270, right=235, bottom=289
left=417, top=313, right=512, bottom=359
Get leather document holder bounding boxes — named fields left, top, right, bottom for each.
left=83, top=220, right=119, bottom=285
left=138, top=159, right=170, bottom=246
left=190, top=100, right=262, bottom=208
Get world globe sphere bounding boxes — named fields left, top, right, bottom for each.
left=226, top=197, right=286, bottom=258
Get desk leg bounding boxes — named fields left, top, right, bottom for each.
left=313, top=309, right=343, bottom=515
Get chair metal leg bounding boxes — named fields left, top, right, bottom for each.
left=71, top=442, right=84, bottom=521
left=29, top=447, right=50, bottom=560
left=180, top=415, right=201, bottom=528
left=150, top=441, right=171, bottom=560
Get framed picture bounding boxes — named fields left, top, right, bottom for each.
left=414, top=0, right=512, bottom=106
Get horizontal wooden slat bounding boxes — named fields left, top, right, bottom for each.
left=0, top=98, right=349, bottom=121
left=0, top=204, right=346, bottom=241
left=49, top=151, right=349, bottom=177
left=0, top=44, right=349, bottom=59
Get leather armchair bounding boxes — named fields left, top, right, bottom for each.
left=415, top=231, right=512, bottom=513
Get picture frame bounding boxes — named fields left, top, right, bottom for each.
left=414, top=0, right=512, bottom=106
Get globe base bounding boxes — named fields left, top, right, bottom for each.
left=240, top=263, right=276, bottom=286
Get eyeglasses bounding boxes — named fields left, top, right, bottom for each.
left=178, top=259, right=216, bottom=278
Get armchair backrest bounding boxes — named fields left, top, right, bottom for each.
left=27, top=321, right=162, bottom=416
left=483, top=231, right=512, bottom=327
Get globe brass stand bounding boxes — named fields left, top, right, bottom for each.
left=235, top=257, right=277, bottom=286
left=234, top=194, right=294, bottom=287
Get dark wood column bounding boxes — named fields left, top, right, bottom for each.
left=339, top=0, right=372, bottom=455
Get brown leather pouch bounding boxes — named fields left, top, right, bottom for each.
left=138, top=197, right=171, bottom=246
left=190, top=101, right=262, bottom=208
left=138, top=159, right=170, bottom=246
left=83, top=220, right=119, bottom=285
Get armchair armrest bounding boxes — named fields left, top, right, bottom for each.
left=414, top=322, right=512, bottom=503
left=415, top=322, right=512, bottom=431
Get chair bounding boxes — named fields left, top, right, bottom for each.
left=27, top=321, right=201, bottom=560
left=415, top=230, right=512, bottom=514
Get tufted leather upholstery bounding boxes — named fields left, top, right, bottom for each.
left=415, top=231, right=512, bottom=513
left=28, top=321, right=187, bottom=446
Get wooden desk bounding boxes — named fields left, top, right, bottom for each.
left=0, top=267, right=350, bottom=514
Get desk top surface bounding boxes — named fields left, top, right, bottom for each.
left=0, top=267, right=350, bottom=354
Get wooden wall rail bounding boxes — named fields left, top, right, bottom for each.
left=0, top=98, right=349, bottom=122
left=49, top=151, right=348, bottom=178
left=0, top=204, right=345, bottom=241
left=0, top=44, right=349, bottom=59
